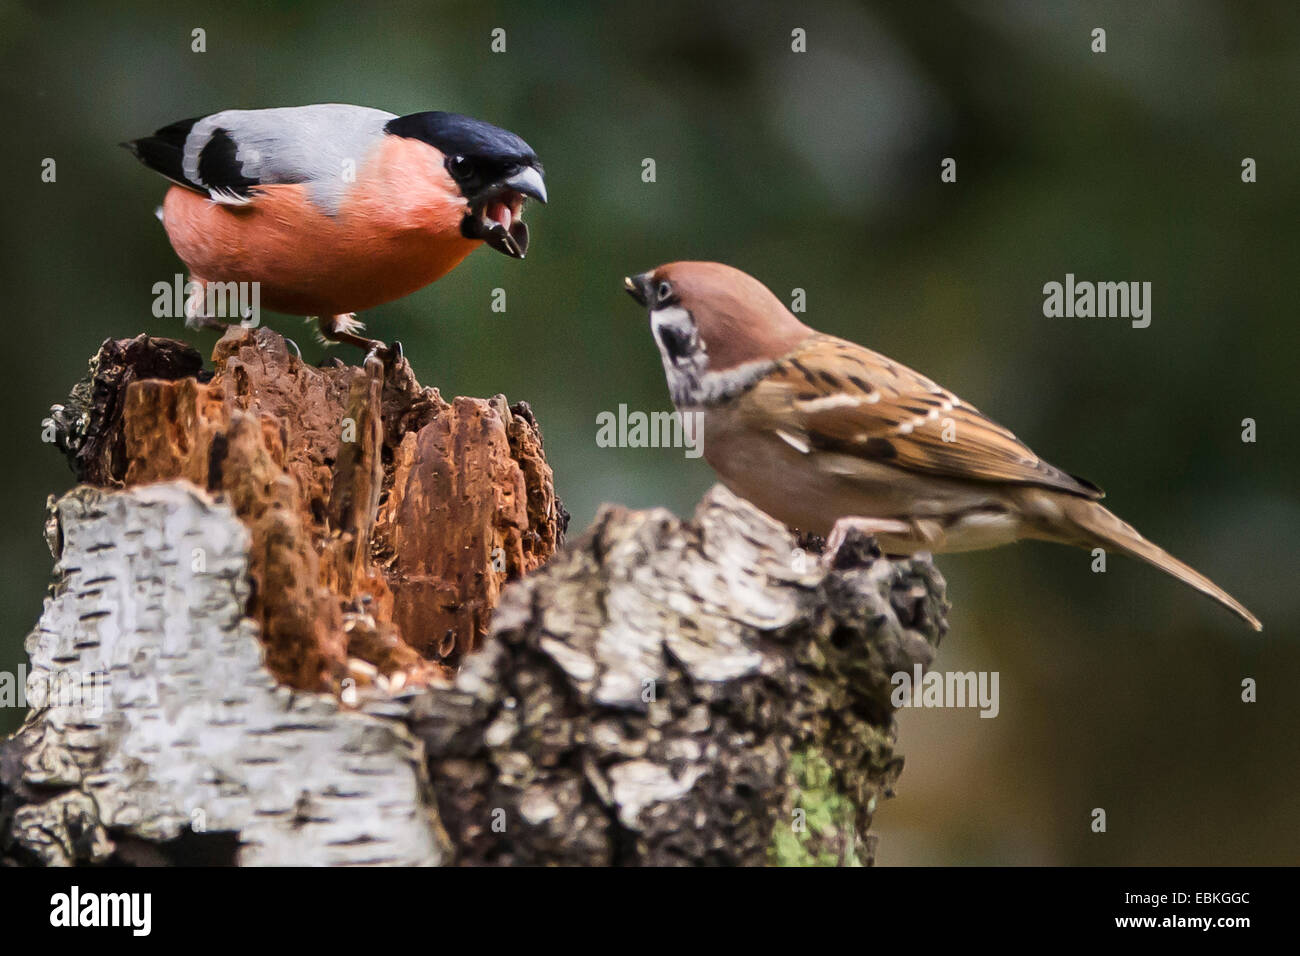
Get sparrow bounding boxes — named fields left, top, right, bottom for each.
left=124, top=103, right=547, bottom=356
left=625, top=261, right=1262, bottom=631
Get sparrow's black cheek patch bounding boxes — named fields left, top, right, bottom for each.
left=658, top=325, right=695, bottom=363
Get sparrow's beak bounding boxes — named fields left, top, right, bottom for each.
left=462, top=163, right=547, bottom=259
left=625, top=272, right=652, bottom=307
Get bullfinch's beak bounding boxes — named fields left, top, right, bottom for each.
left=462, top=163, right=547, bottom=259
left=504, top=165, right=547, bottom=205
left=624, top=272, right=652, bottom=307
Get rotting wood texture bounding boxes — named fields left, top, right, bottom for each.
left=45, top=329, right=566, bottom=689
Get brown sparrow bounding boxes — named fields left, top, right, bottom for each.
left=625, top=261, right=1261, bottom=631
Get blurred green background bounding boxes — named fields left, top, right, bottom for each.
left=1, top=0, right=1296, bottom=864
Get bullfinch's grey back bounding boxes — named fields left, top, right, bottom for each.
left=124, top=104, right=396, bottom=211
left=123, top=101, right=547, bottom=356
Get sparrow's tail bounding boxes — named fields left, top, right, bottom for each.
left=1056, top=498, right=1262, bottom=631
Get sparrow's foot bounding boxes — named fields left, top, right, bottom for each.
left=316, top=314, right=403, bottom=365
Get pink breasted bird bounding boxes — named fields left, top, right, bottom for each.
left=124, top=104, right=547, bottom=355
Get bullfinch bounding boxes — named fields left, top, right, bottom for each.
left=625, top=261, right=1261, bottom=631
left=124, top=103, right=546, bottom=355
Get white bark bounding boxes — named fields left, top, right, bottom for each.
left=4, top=480, right=947, bottom=866
left=10, top=482, right=445, bottom=866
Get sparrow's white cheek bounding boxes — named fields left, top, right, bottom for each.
left=650, top=306, right=693, bottom=337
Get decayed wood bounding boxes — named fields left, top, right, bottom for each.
left=3, top=330, right=949, bottom=866
left=47, top=329, right=565, bottom=689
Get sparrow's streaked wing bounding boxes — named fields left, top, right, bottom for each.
left=742, top=334, right=1104, bottom=499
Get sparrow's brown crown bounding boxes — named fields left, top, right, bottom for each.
left=629, top=261, right=813, bottom=372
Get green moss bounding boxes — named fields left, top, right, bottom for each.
left=769, top=748, right=863, bottom=867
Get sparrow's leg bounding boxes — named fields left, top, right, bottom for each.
left=315, top=314, right=402, bottom=363
left=825, top=516, right=914, bottom=556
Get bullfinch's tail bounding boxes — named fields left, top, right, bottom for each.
left=121, top=116, right=202, bottom=191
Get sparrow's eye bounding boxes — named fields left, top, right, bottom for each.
left=656, top=281, right=673, bottom=303
left=447, top=155, right=476, bottom=181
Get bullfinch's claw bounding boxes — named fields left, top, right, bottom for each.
left=185, top=313, right=231, bottom=333
left=362, top=339, right=404, bottom=372
left=317, top=314, right=401, bottom=369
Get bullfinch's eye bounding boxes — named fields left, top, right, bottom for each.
left=656, top=281, right=673, bottom=303
left=447, top=155, right=476, bottom=181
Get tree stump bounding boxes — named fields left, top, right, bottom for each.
left=46, top=328, right=565, bottom=688
left=1, top=329, right=948, bottom=866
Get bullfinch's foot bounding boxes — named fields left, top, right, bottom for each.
left=364, top=340, right=403, bottom=367
left=184, top=311, right=231, bottom=333
left=315, top=313, right=382, bottom=351
left=182, top=277, right=243, bottom=332
left=316, top=314, right=403, bottom=367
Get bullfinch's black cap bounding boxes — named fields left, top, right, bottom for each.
left=385, top=111, right=540, bottom=172
left=387, top=110, right=546, bottom=258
